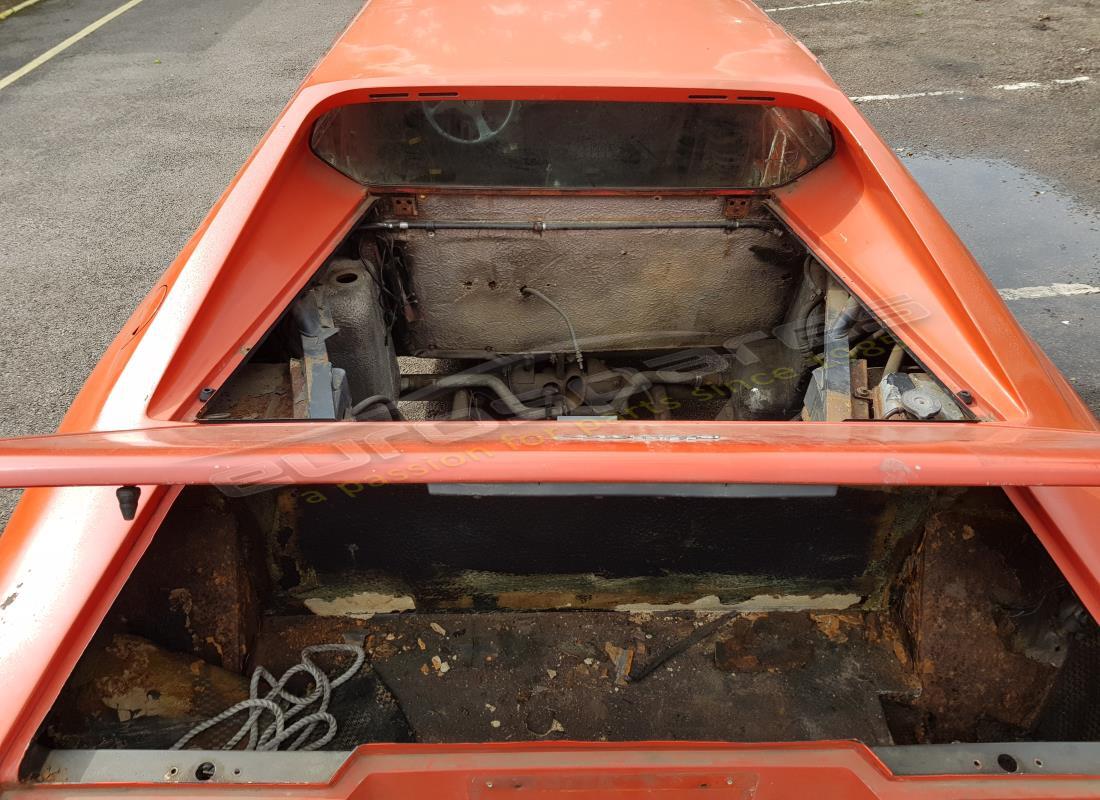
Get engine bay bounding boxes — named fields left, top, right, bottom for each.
left=202, top=194, right=967, bottom=426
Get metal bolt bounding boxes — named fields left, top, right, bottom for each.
left=957, top=389, right=974, bottom=405
left=198, top=387, right=215, bottom=402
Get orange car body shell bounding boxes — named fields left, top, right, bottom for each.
left=1, top=0, right=1099, bottom=794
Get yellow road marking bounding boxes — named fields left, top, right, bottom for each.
left=0, top=0, right=147, bottom=92
left=0, top=0, right=47, bottom=22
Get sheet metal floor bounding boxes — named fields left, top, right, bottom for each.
left=254, top=610, right=918, bottom=746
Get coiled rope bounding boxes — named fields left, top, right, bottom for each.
left=172, top=643, right=365, bottom=752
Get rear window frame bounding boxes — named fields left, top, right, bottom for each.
left=308, top=98, right=836, bottom=194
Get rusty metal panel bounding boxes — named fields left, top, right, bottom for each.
left=109, top=490, right=263, bottom=674
left=897, top=510, right=1062, bottom=742
left=42, top=634, right=248, bottom=750
left=392, top=195, right=801, bottom=357
left=201, top=363, right=294, bottom=420
left=252, top=610, right=915, bottom=745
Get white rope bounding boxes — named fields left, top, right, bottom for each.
left=172, top=644, right=365, bottom=752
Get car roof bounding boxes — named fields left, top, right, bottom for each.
left=305, top=0, right=840, bottom=93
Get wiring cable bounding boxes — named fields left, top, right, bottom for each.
left=520, top=285, right=584, bottom=370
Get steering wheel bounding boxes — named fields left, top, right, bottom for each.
left=422, top=100, right=516, bottom=145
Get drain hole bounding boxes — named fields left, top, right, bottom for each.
left=997, top=754, right=1019, bottom=773
left=335, top=272, right=358, bottom=284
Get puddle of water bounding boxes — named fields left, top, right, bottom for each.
left=902, top=155, right=1100, bottom=289
left=903, top=154, right=1100, bottom=412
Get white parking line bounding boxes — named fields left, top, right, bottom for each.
left=851, top=90, right=963, bottom=103
left=999, top=283, right=1100, bottom=301
left=852, top=75, right=1090, bottom=103
left=765, top=0, right=863, bottom=11
left=995, top=76, right=1091, bottom=91
left=0, top=0, right=147, bottom=92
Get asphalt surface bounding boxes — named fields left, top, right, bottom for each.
left=0, top=0, right=1097, bottom=524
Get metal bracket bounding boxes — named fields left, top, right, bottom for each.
left=821, top=280, right=853, bottom=420
left=389, top=196, right=418, bottom=218
left=722, top=196, right=755, bottom=219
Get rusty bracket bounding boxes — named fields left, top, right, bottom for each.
left=723, top=196, right=756, bottom=219
left=389, top=196, right=419, bottom=218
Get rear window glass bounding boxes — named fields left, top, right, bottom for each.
left=311, top=100, right=832, bottom=189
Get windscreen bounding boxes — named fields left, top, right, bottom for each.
left=311, top=100, right=832, bottom=189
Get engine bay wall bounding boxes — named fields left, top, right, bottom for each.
left=393, top=195, right=801, bottom=357
left=274, top=485, right=926, bottom=612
